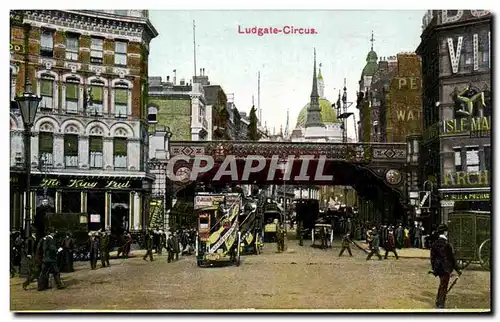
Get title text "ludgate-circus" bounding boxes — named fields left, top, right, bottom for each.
left=237, top=25, right=318, bottom=36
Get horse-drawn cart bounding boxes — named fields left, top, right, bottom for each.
left=448, top=210, right=490, bottom=270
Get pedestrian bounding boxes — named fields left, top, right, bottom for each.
left=88, top=232, right=99, bottom=270
left=166, top=232, right=175, bottom=263
left=143, top=229, right=154, bottom=261
left=22, top=232, right=36, bottom=290
left=153, top=229, right=160, bottom=255
left=13, top=232, right=23, bottom=275
left=338, top=232, right=353, bottom=257
left=60, top=233, right=74, bottom=273
left=395, top=224, right=403, bottom=249
left=99, top=231, right=110, bottom=267
left=366, top=230, right=383, bottom=261
left=173, top=231, right=181, bottom=260
left=157, top=230, right=164, bottom=255
left=403, top=226, right=410, bottom=248
left=38, top=229, right=65, bottom=291
left=430, top=224, right=461, bottom=309
left=319, top=226, right=327, bottom=250
left=414, top=222, right=422, bottom=248
left=383, top=229, right=399, bottom=259
left=276, top=225, right=285, bottom=253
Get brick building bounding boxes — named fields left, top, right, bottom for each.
left=9, top=10, right=158, bottom=233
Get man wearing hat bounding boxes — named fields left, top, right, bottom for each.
left=99, top=230, right=110, bottom=267
left=88, top=232, right=100, bottom=270
left=143, top=229, right=154, bottom=261
left=38, top=228, right=65, bottom=291
left=430, top=224, right=461, bottom=309
left=366, top=229, right=383, bottom=260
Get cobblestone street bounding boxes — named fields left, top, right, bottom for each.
left=10, top=235, right=490, bottom=312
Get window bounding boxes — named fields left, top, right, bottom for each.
left=64, top=134, right=78, bottom=167
left=90, top=38, right=103, bottom=64
left=65, top=34, right=79, bottom=61
left=484, top=146, right=491, bottom=170
left=114, top=87, right=128, bottom=117
left=65, top=79, right=79, bottom=113
left=89, top=83, right=104, bottom=115
left=40, top=77, right=54, bottom=110
left=113, top=138, right=127, bottom=168
left=115, top=10, right=128, bottom=15
left=10, top=68, right=15, bottom=102
left=115, top=41, right=127, bottom=66
left=39, top=132, right=54, bottom=166
left=453, top=149, right=462, bottom=172
left=466, top=147, right=479, bottom=172
left=147, top=106, right=158, bottom=123
left=89, top=136, right=103, bottom=168
left=40, top=30, right=54, bottom=57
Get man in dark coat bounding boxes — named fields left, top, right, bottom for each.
left=143, top=230, right=154, bottom=261
left=38, top=229, right=64, bottom=291
left=383, top=229, right=399, bottom=259
left=99, top=231, right=110, bottom=267
left=430, top=224, right=461, bottom=309
left=166, top=232, right=175, bottom=263
left=172, top=231, right=180, bottom=261
left=22, top=233, right=37, bottom=290
left=88, top=233, right=100, bottom=270
left=366, top=230, right=383, bottom=260
left=338, top=232, right=353, bottom=257
left=61, top=233, right=74, bottom=272
left=395, top=224, right=404, bottom=249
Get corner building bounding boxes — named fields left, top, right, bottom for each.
left=417, top=10, right=491, bottom=224
left=9, top=10, right=158, bottom=234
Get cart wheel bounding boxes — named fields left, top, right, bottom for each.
left=478, top=239, right=491, bottom=271
left=456, top=259, right=471, bottom=270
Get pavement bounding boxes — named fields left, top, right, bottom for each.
left=10, top=235, right=490, bottom=312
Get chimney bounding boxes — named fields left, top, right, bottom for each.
left=180, top=78, right=185, bottom=86
left=166, top=76, right=170, bottom=82
left=200, top=68, right=202, bottom=76
left=173, top=69, right=177, bottom=85
left=202, top=68, right=205, bottom=76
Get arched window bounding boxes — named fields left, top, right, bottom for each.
left=40, top=74, right=56, bottom=110
left=89, top=80, right=104, bottom=116
left=65, top=77, right=80, bottom=114
left=64, top=125, right=79, bottom=168
left=147, top=105, right=158, bottom=123
left=38, top=123, right=54, bottom=166
left=114, top=82, right=130, bottom=118
left=113, top=129, right=128, bottom=169
left=89, top=126, right=104, bottom=168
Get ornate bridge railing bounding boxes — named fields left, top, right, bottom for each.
left=170, top=140, right=407, bottom=164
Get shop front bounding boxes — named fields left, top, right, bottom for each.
left=30, top=175, right=151, bottom=236
left=439, top=170, right=491, bottom=223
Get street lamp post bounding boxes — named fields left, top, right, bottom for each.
left=16, top=80, right=41, bottom=240
left=278, top=159, right=288, bottom=250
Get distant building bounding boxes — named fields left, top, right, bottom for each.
left=147, top=76, right=208, bottom=141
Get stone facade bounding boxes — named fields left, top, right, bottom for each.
left=9, top=10, right=157, bottom=231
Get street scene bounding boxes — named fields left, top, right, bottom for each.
left=9, top=9, right=491, bottom=312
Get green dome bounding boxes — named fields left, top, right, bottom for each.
left=295, top=98, right=341, bottom=128
left=362, top=50, right=379, bottom=77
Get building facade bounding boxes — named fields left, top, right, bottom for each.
left=417, top=10, right=491, bottom=224
left=10, top=10, right=158, bottom=233
left=147, top=76, right=208, bottom=141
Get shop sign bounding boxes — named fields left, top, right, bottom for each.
left=36, top=177, right=140, bottom=190
left=442, top=170, right=489, bottom=187
left=441, top=116, right=491, bottom=137
left=442, top=192, right=490, bottom=201
left=90, top=214, right=101, bottom=223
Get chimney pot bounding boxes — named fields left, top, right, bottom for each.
left=166, top=76, right=170, bottom=82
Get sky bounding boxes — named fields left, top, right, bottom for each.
left=148, top=10, right=426, bottom=139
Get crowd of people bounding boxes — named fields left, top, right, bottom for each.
left=10, top=226, right=197, bottom=291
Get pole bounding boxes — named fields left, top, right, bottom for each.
left=24, top=127, right=32, bottom=239
left=193, top=20, right=197, bottom=78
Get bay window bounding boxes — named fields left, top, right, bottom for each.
left=64, top=134, right=79, bottom=167
left=113, top=138, right=127, bottom=168
left=89, top=136, right=103, bottom=168
left=39, top=132, right=54, bottom=166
